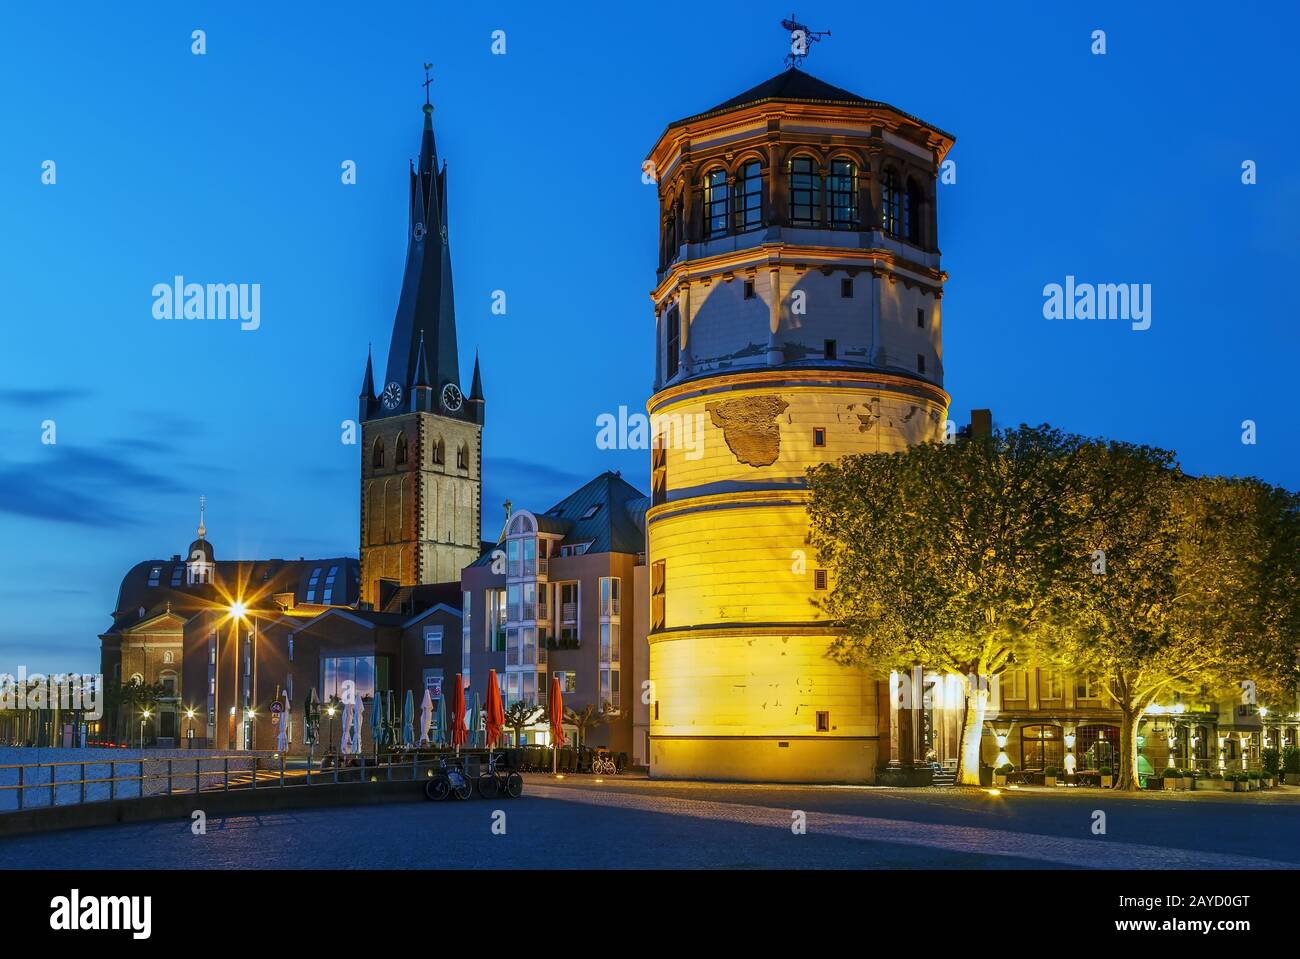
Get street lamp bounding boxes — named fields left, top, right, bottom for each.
left=140, top=709, right=152, bottom=750
left=326, top=703, right=338, bottom=757
left=185, top=707, right=197, bottom=748
left=227, top=600, right=248, bottom=749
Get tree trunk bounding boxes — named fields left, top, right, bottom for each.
left=1117, top=706, right=1141, bottom=791
left=958, top=677, right=989, bottom=785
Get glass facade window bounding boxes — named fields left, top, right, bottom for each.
left=523, top=537, right=536, bottom=575
left=599, top=577, right=621, bottom=618
left=506, top=629, right=520, bottom=667
left=733, top=161, right=763, bottom=231
left=507, top=584, right=521, bottom=622
left=828, top=159, right=859, bottom=228
left=486, top=589, right=506, bottom=651
left=424, top=625, right=443, bottom=655
left=507, top=539, right=520, bottom=576
left=321, top=655, right=385, bottom=705
left=703, top=168, right=729, bottom=238
left=1020, top=724, right=1063, bottom=771
left=522, top=627, right=536, bottom=666
left=788, top=156, right=822, bottom=226
left=880, top=168, right=901, bottom=236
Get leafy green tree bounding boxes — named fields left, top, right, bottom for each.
left=808, top=425, right=1086, bottom=785
left=503, top=700, right=542, bottom=746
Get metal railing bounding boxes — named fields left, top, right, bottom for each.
left=0, top=752, right=461, bottom=813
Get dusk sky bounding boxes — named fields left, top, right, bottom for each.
left=1, top=1, right=1296, bottom=675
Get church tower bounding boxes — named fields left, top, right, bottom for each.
left=358, top=96, right=485, bottom=606
left=644, top=67, right=954, bottom=782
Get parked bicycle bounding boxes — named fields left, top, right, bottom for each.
left=592, top=753, right=616, bottom=776
left=424, top=757, right=473, bottom=801
left=476, top=751, right=524, bottom=799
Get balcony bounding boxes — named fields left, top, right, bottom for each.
left=561, top=602, right=577, bottom=623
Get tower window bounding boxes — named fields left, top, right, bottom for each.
left=823, top=339, right=837, bottom=360
left=828, top=159, right=859, bottom=229
left=651, top=560, right=666, bottom=631
left=787, top=155, right=822, bottom=227
left=733, top=161, right=764, bottom=231
left=432, top=437, right=445, bottom=466
left=917, top=308, right=925, bottom=328
left=703, top=168, right=729, bottom=239
left=457, top=444, right=469, bottom=470
left=371, top=437, right=385, bottom=468
left=816, top=711, right=830, bottom=732
left=665, top=305, right=681, bottom=380
left=814, top=568, right=828, bottom=590
left=840, top=278, right=853, bottom=298
left=743, top=279, right=755, bottom=300
left=395, top=433, right=408, bottom=466
left=880, top=168, right=901, bottom=237
left=918, top=354, right=926, bottom=374
left=813, top=428, right=826, bottom=447
left=905, top=178, right=925, bottom=246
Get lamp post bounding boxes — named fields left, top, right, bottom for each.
left=185, top=708, right=197, bottom=749
left=140, top=709, right=151, bottom=750
left=228, top=601, right=247, bottom=749
left=326, top=702, right=338, bottom=758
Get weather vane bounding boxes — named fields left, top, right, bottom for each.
left=781, top=14, right=830, bottom=68
left=422, top=62, right=434, bottom=106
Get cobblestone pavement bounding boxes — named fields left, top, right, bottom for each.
left=1, top=775, right=1295, bottom=869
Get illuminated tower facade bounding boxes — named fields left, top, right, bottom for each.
left=645, top=68, right=954, bottom=782
left=358, top=100, right=484, bottom=605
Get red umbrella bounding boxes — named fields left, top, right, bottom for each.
left=548, top=674, right=565, bottom=775
left=450, top=673, right=468, bottom=753
left=484, top=669, right=505, bottom=750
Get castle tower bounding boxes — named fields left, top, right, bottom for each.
left=358, top=99, right=484, bottom=605
left=644, top=67, right=954, bottom=782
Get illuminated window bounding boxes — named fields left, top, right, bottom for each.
left=813, top=428, right=826, bottom=448
left=788, top=155, right=822, bottom=226
left=828, top=159, right=859, bottom=228
left=880, top=168, right=901, bottom=236
left=733, top=161, right=763, bottom=231
left=1020, top=724, right=1063, bottom=771
left=703, top=168, right=729, bottom=238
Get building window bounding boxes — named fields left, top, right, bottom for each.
left=816, top=711, right=830, bottom=732
left=599, top=577, right=620, bottom=618
left=1075, top=676, right=1101, bottom=701
left=148, top=566, right=162, bottom=587
left=823, top=339, right=837, bottom=360
left=432, top=437, right=445, bottom=466
left=486, top=588, right=506, bottom=652
left=423, top=668, right=444, bottom=700
left=788, top=155, right=822, bottom=227
left=1003, top=669, right=1028, bottom=700
left=321, top=655, right=386, bottom=704
left=651, top=560, right=666, bottom=631
left=703, top=167, right=729, bottom=238
left=828, top=158, right=859, bottom=228
left=880, top=168, right=901, bottom=237
left=652, top=430, right=668, bottom=506
left=813, top=428, right=826, bottom=448
left=424, top=625, right=443, bottom=655
left=733, top=160, right=763, bottom=232
left=905, top=178, right=924, bottom=246
left=1020, top=724, right=1063, bottom=772
left=743, top=279, right=755, bottom=299
left=371, top=437, right=385, bottom=468
left=395, top=432, right=408, bottom=465
left=917, top=308, right=926, bottom=328
left=814, top=568, right=828, bottom=590
left=457, top=444, right=469, bottom=470
left=840, top=278, right=853, bottom=298
left=1040, top=669, right=1063, bottom=701
left=665, top=305, right=680, bottom=380
left=917, top=354, right=925, bottom=374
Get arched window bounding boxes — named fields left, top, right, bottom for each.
left=432, top=437, right=445, bottom=466
left=787, top=155, right=822, bottom=227
left=828, top=158, right=859, bottom=229
left=371, top=437, right=385, bottom=469
left=703, top=168, right=729, bottom=238
left=879, top=168, right=901, bottom=236
left=905, top=177, right=924, bottom=246
left=395, top=432, right=408, bottom=466
left=1020, top=724, right=1063, bottom=771
left=457, top=444, right=469, bottom=470
left=733, top=161, right=764, bottom=231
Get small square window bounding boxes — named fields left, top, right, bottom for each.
left=654, top=700, right=659, bottom=720
left=917, top=354, right=926, bottom=374
left=743, top=279, right=755, bottom=300
left=813, top=428, right=826, bottom=447
left=816, top=711, right=830, bottom=732
left=814, top=569, right=828, bottom=590
left=840, top=278, right=853, bottom=298
left=917, top=308, right=925, bottom=328
left=824, top=339, right=837, bottom=360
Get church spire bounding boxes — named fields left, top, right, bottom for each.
left=358, top=345, right=376, bottom=421
left=381, top=73, right=461, bottom=410
left=197, top=495, right=206, bottom=540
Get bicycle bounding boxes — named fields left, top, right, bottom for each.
left=424, top=757, right=473, bottom=801
left=476, top=751, right=524, bottom=799
left=592, top=754, right=616, bottom=776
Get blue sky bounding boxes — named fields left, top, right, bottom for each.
left=1, top=1, right=1296, bottom=674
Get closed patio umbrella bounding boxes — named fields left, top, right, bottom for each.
left=418, top=688, right=433, bottom=748
left=369, top=693, right=383, bottom=761
left=470, top=693, right=482, bottom=749
left=450, top=674, right=467, bottom=755
left=403, top=690, right=415, bottom=748
left=549, top=674, right=565, bottom=775
left=340, top=700, right=354, bottom=755
left=276, top=692, right=290, bottom=753
left=484, top=670, right=505, bottom=752
left=434, top=689, right=447, bottom=747
left=350, top=694, right=363, bottom=755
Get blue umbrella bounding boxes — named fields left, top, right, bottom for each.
left=369, top=693, right=383, bottom=759
left=434, top=691, right=446, bottom=747
left=402, top=690, right=415, bottom=747
left=349, top=695, right=363, bottom=755
left=471, top=693, right=482, bottom=748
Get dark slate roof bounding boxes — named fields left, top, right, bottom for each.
left=664, top=67, right=954, bottom=140
left=106, top=556, right=360, bottom=634
left=378, top=582, right=463, bottom=617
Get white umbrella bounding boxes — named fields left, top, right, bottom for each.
left=419, top=688, right=433, bottom=747
left=340, top=701, right=354, bottom=755
left=350, top=695, right=364, bottom=755
left=276, top=693, right=290, bottom=752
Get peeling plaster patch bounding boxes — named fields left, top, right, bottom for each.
left=706, top=395, right=790, bottom=466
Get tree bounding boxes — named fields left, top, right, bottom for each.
left=808, top=425, right=1086, bottom=785
left=562, top=702, right=613, bottom=751
left=503, top=700, right=542, bottom=746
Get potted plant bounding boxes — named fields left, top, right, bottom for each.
left=1283, top=746, right=1300, bottom=785
left=1208, top=771, right=1226, bottom=791
left=1184, top=768, right=1196, bottom=791
left=1099, top=765, right=1114, bottom=788
left=1162, top=765, right=1182, bottom=790
left=994, top=763, right=1014, bottom=786
left=1246, top=770, right=1261, bottom=790
left=1043, top=765, right=1058, bottom=787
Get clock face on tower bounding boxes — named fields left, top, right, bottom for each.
left=381, top=381, right=403, bottom=410
left=441, top=383, right=463, bottom=412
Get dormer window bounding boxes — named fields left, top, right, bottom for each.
left=147, top=567, right=162, bottom=587
left=580, top=504, right=601, bottom=520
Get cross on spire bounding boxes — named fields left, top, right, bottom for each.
left=422, top=63, right=434, bottom=106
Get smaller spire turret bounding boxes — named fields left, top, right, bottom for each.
left=412, top=332, right=434, bottom=411
left=359, top=346, right=376, bottom=421
left=197, top=495, right=206, bottom=540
